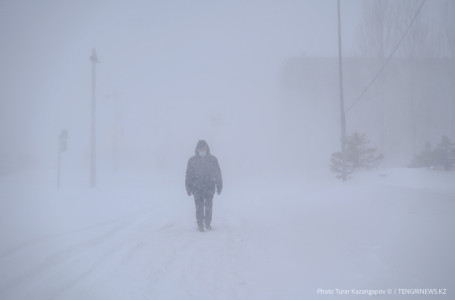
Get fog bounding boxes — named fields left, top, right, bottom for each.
left=1, top=1, right=455, bottom=299
left=2, top=0, right=453, bottom=184
left=2, top=0, right=454, bottom=183
left=0, top=0, right=368, bottom=180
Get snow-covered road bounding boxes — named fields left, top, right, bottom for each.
left=0, top=169, right=454, bottom=299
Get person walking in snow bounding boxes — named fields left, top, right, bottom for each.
left=185, top=140, right=223, bottom=232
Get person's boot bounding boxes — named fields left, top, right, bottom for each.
left=198, top=224, right=204, bottom=232
left=205, top=224, right=212, bottom=231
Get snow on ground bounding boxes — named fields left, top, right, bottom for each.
left=0, top=168, right=454, bottom=300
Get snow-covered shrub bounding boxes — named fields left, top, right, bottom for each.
left=330, top=131, right=383, bottom=180
left=410, top=136, right=455, bottom=170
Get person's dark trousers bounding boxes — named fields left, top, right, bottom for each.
left=193, top=191, right=214, bottom=229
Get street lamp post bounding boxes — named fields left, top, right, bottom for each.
left=57, top=130, right=68, bottom=188
left=90, top=48, right=99, bottom=188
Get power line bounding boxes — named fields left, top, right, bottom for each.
left=345, top=0, right=426, bottom=114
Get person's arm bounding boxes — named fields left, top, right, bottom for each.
left=185, top=159, right=193, bottom=196
left=214, top=157, right=223, bottom=195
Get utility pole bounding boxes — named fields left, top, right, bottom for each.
left=57, top=130, right=68, bottom=188
left=90, top=48, right=99, bottom=188
left=337, top=0, right=347, bottom=181
left=451, top=58, right=455, bottom=140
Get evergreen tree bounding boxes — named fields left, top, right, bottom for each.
left=411, top=136, right=455, bottom=170
left=331, top=132, right=383, bottom=180
left=435, top=136, right=455, bottom=170
left=410, top=142, right=434, bottom=168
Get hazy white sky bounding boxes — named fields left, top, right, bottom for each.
left=0, top=0, right=363, bottom=173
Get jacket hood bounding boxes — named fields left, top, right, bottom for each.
left=195, top=140, right=210, bottom=155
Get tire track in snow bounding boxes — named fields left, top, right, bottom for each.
left=39, top=218, right=182, bottom=300
left=142, top=232, right=208, bottom=299
left=137, top=215, right=247, bottom=299
left=43, top=236, right=141, bottom=300
left=0, top=218, right=125, bottom=261
left=141, top=229, right=198, bottom=286
left=0, top=218, right=135, bottom=298
left=90, top=221, right=208, bottom=299
left=50, top=222, right=199, bottom=300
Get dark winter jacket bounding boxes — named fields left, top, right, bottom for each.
left=185, top=140, right=223, bottom=195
